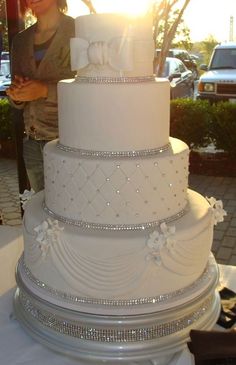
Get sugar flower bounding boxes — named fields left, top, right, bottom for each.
left=19, top=189, right=35, bottom=210
left=146, top=222, right=176, bottom=265
left=34, top=218, right=64, bottom=258
left=206, top=196, right=227, bottom=225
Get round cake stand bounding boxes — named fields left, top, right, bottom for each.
left=13, top=259, right=221, bottom=365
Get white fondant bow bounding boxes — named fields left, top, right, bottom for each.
left=70, top=37, right=134, bottom=71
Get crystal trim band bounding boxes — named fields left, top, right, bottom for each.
left=56, top=142, right=171, bottom=158
left=18, top=289, right=213, bottom=342
left=18, top=257, right=214, bottom=307
left=76, top=75, right=156, bottom=84
left=43, top=202, right=187, bottom=231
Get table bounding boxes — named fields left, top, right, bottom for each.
left=0, top=225, right=235, bottom=365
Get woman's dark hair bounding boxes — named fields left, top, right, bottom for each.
left=20, top=0, right=68, bottom=16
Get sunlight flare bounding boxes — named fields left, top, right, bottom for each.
left=67, top=0, right=153, bottom=17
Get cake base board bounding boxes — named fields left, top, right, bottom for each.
left=13, top=260, right=221, bottom=365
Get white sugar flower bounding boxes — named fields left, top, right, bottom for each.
left=146, top=222, right=176, bottom=265
left=160, top=222, right=176, bottom=237
left=34, top=218, right=64, bottom=258
left=34, top=220, right=49, bottom=245
left=19, top=189, right=35, bottom=210
left=147, top=230, right=165, bottom=249
left=206, top=196, right=227, bottom=225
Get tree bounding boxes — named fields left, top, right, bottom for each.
left=0, top=0, right=9, bottom=50
left=153, top=0, right=191, bottom=76
left=171, top=22, right=192, bottom=51
left=201, top=35, right=219, bottom=65
left=81, top=0, right=96, bottom=14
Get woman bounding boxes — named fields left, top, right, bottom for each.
left=6, top=0, right=75, bottom=192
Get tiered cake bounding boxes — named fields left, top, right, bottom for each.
left=14, top=13, right=224, bottom=365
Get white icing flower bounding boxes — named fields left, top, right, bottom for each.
left=206, top=196, right=227, bottom=225
left=34, top=219, right=64, bottom=258
left=146, top=222, right=176, bottom=265
left=147, top=230, right=165, bottom=249
left=19, top=189, right=35, bottom=210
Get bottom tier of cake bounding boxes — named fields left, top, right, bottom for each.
left=14, top=257, right=220, bottom=364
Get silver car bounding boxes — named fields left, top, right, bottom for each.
left=156, top=57, right=194, bottom=99
left=0, top=60, right=11, bottom=96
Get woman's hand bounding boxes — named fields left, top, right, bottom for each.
left=6, top=76, right=48, bottom=101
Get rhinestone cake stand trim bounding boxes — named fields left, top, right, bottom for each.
left=18, top=289, right=214, bottom=342
left=56, top=142, right=171, bottom=158
left=18, top=257, right=214, bottom=308
left=43, top=203, right=187, bottom=232
left=76, top=75, right=156, bottom=84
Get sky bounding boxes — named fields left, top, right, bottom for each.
left=67, top=0, right=236, bottom=43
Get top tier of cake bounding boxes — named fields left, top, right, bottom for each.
left=59, top=13, right=169, bottom=152
left=70, top=13, right=154, bottom=77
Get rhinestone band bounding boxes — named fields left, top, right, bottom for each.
left=43, top=203, right=187, bottom=232
left=19, top=257, right=213, bottom=307
left=57, top=142, right=170, bottom=159
left=76, top=75, right=156, bottom=84
left=19, top=289, right=213, bottom=342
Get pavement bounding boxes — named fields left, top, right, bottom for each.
left=0, top=158, right=236, bottom=266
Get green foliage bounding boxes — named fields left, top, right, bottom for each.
left=0, top=98, right=14, bottom=140
left=192, top=36, right=219, bottom=66
left=210, top=102, right=236, bottom=157
left=170, top=98, right=211, bottom=148
left=171, top=22, right=192, bottom=51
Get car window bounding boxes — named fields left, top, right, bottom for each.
left=211, top=49, right=236, bottom=69
left=177, top=60, right=186, bottom=73
left=170, top=60, right=179, bottom=74
left=0, top=62, right=10, bottom=77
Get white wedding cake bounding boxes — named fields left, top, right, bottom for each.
left=14, top=13, right=225, bottom=365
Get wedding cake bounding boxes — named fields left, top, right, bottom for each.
left=14, top=13, right=225, bottom=365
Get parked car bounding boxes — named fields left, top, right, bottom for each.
left=156, top=49, right=199, bottom=79
left=0, top=60, right=11, bottom=95
left=197, top=43, right=236, bottom=103
left=156, top=57, right=194, bottom=99
left=1, top=51, right=9, bottom=60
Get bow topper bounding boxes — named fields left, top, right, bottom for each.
left=70, top=37, right=134, bottom=72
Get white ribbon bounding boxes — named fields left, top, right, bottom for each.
left=70, top=37, right=134, bottom=71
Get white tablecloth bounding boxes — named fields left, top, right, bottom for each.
left=0, top=226, right=235, bottom=365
